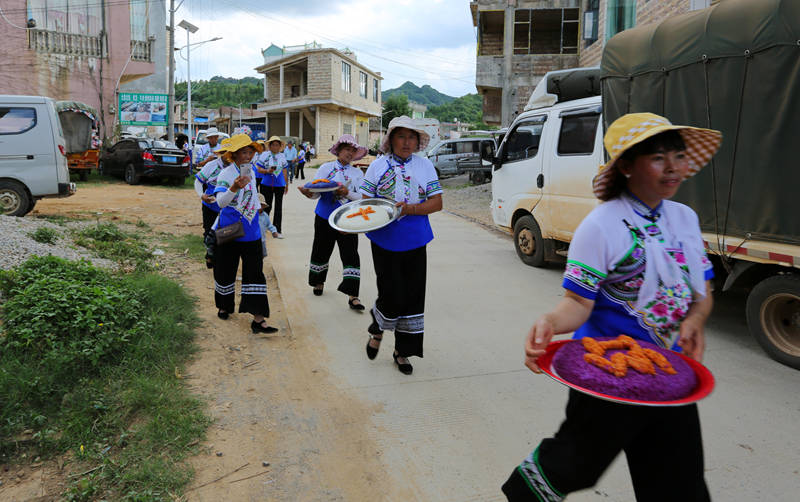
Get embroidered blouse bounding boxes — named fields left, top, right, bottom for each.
left=563, top=193, right=714, bottom=350
left=359, top=154, right=442, bottom=252
left=255, top=151, right=288, bottom=186
left=213, top=164, right=261, bottom=242
left=195, top=157, right=226, bottom=212
left=312, top=160, right=365, bottom=219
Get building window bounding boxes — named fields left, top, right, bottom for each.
left=606, top=0, right=637, bottom=40
left=359, top=72, right=368, bottom=98
left=342, top=62, right=351, bottom=92
left=373, top=78, right=379, bottom=102
left=513, top=8, right=579, bottom=55
left=27, top=0, right=103, bottom=35
left=583, top=0, right=599, bottom=43
left=478, top=10, right=504, bottom=56
left=343, top=123, right=352, bottom=135
left=130, top=0, right=149, bottom=41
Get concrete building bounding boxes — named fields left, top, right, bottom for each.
left=254, top=45, right=382, bottom=159
left=470, top=0, right=718, bottom=127
left=579, top=0, right=714, bottom=67
left=0, top=0, right=160, bottom=140
left=470, top=0, right=581, bottom=127
left=409, top=101, right=427, bottom=119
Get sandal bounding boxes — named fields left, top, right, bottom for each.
left=217, top=310, right=229, bottom=320
left=251, top=320, right=278, bottom=334
left=393, top=351, right=413, bottom=375
left=366, top=334, right=382, bottom=360
left=313, top=285, right=324, bottom=296
left=348, top=297, right=365, bottom=311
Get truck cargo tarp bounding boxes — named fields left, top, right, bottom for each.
left=56, top=101, right=97, bottom=154
left=601, top=0, right=800, bottom=245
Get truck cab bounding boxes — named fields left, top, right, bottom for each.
left=491, top=67, right=602, bottom=265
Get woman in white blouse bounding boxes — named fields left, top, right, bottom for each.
left=359, top=116, right=443, bottom=375
left=298, top=134, right=367, bottom=310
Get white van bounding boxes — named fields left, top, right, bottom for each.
left=0, top=95, right=76, bottom=215
left=490, top=68, right=602, bottom=266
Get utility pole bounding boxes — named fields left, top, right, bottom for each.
left=167, top=0, right=176, bottom=142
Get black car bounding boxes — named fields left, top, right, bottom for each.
left=99, top=138, right=190, bottom=185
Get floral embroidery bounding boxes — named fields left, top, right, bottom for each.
left=565, top=260, right=607, bottom=293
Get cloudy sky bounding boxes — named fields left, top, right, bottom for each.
left=173, top=0, right=478, bottom=97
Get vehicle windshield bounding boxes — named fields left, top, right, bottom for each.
left=152, top=140, right=177, bottom=149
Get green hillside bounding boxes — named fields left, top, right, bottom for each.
left=175, top=76, right=263, bottom=108
left=381, top=81, right=455, bottom=107
left=426, top=93, right=483, bottom=125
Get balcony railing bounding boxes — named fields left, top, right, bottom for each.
left=28, top=29, right=105, bottom=58
left=130, top=39, right=153, bottom=62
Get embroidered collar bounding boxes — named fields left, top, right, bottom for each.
left=624, top=191, right=662, bottom=222
left=390, top=153, right=412, bottom=164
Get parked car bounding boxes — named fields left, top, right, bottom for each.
left=426, top=137, right=494, bottom=177
left=99, top=138, right=190, bottom=185
left=0, top=95, right=76, bottom=216
left=454, top=137, right=497, bottom=184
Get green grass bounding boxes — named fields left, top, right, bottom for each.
left=34, top=213, right=87, bottom=226
left=28, top=226, right=59, bottom=244
left=72, top=222, right=153, bottom=270
left=0, top=256, right=210, bottom=500
left=164, top=233, right=206, bottom=263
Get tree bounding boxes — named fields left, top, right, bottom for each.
left=382, top=94, right=412, bottom=128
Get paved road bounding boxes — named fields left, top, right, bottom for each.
left=269, top=184, right=800, bottom=501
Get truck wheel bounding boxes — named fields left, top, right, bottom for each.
left=472, top=171, right=486, bottom=185
left=0, top=180, right=31, bottom=216
left=513, top=215, right=545, bottom=267
left=124, top=164, right=141, bottom=185
left=79, top=170, right=89, bottom=182
left=746, top=274, right=800, bottom=370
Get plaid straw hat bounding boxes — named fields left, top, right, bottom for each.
left=265, top=135, right=285, bottom=149
left=329, top=134, right=368, bottom=161
left=593, top=113, right=722, bottom=200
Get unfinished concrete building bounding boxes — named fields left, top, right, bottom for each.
left=471, top=1, right=581, bottom=127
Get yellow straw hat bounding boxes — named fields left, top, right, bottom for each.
left=221, top=133, right=264, bottom=154
left=593, top=112, right=722, bottom=200
left=265, top=135, right=285, bottom=149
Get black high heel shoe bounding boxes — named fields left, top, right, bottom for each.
left=366, top=334, right=382, bottom=360
left=348, top=297, right=365, bottom=311
left=251, top=320, right=278, bottom=334
left=217, top=310, right=229, bottom=320
left=313, top=285, right=324, bottom=296
left=393, top=352, right=413, bottom=375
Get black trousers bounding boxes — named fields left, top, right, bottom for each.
left=201, top=204, right=218, bottom=236
left=308, top=214, right=360, bottom=296
left=371, top=243, right=426, bottom=358
left=213, top=239, right=269, bottom=317
left=296, top=161, right=305, bottom=179
left=502, top=390, right=710, bottom=502
left=259, top=184, right=284, bottom=233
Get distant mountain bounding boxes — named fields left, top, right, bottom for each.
left=427, top=93, right=483, bottom=125
left=382, top=81, right=455, bottom=107
left=175, top=75, right=263, bottom=108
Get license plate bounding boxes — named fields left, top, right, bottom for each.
left=162, top=155, right=177, bottom=163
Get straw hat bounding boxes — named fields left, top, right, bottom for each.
left=257, top=193, right=267, bottom=206
left=329, top=134, right=367, bottom=161
left=265, top=135, right=285, bottom=149
left=221, top=133, right=264, bottom=154
left=379, top=115, right=431, bottom=154
left=593, top=113, right=722, bottom=200
left=205, top=127, right=221, bottom=138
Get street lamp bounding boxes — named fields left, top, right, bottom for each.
left=177, top=19, right=198, bottom=142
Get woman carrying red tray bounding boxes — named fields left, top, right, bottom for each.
left=502, top=113, right=722, bottom=502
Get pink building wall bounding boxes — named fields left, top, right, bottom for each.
left=0, top=0, right=155, bottom=140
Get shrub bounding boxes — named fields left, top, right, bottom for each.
left=28, top=227, right=59, bottom=244
left=72, top=223, right=152, bottom=269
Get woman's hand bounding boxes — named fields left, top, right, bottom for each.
left=256, top=165, right=269, bottom=175
left=200, top=193, right=215, bottom=203
left=334, top=184, right=348, bottom=197
left=284, top=185, right=289, bottom=195
left=678, top=316, right=706, bottom=362
left=524, top=317, right=555, bottom=373
left=298, top=186, right=313, bottom=198
left=396, top=202, right=415, bottom=216
left=230, top=175, right=250, bottom=192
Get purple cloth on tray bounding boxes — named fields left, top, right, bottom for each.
left=305, top=180, right=339, bottom=189
left=552, top=337, right=698, bottom=401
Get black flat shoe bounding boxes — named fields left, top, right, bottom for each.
left=393, top=352, right=413, bottom=375
left=251, top=320, right=278, bottom=334
left=368, top=308, right=383, bottom=335
left=217, top=310, right=229, bottom=320
left=366, top=334, right=382, bottom=360
left=313, top=285, right=324, bottom=296
left=348, top=298, right=365, bottom=311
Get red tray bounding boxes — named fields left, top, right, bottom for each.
left=537, top=339, right=715, bottom=407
